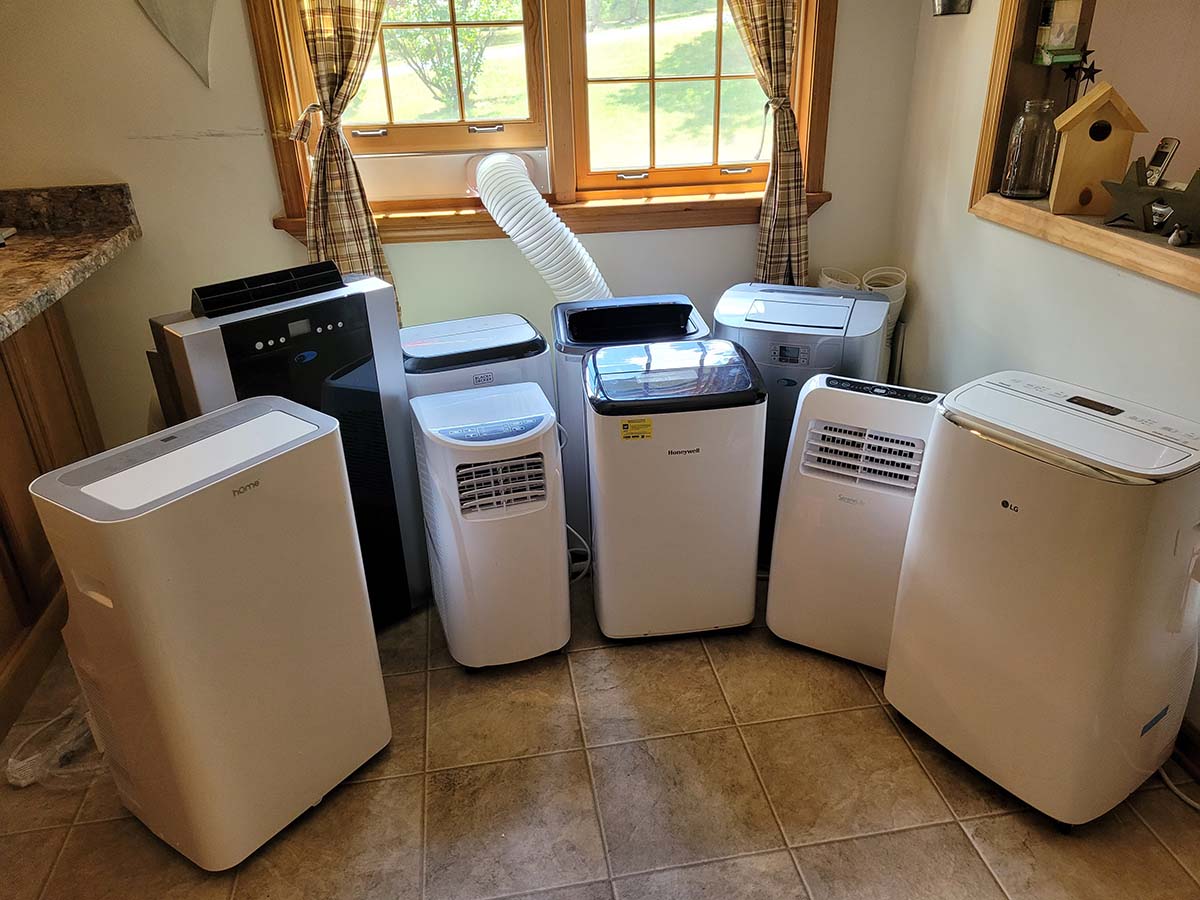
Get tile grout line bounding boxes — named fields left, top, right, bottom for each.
left=879, top=701, right=1014, bottom=900
left=565, top=650, right=616, bottom=882
left=33, top=821, right=74, bottom=900
left=420, top=605, right=432, bottom=900
left=1126, top=797, right=1200, bottom=889
left=697, top=636, right=813, bottom=898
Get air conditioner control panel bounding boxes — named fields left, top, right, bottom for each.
left=826, top=377, right=938, bottom=405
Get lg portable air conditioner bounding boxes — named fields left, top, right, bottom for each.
left=584, top=339, right=766, bottom=638
left=713, top=283, right=890, bottom=564
left=29, top=397, right=391, bottom=871
left=886, top=371, right=1200, bottom=824
left=161, top=263, right=428, bottom=624
left=768, top=376, right=941, bottom=669
left=400, top=313, right=555, bottom=402
left=552, top=295, right=709, bottom=544
left=411, top=382, right=570, bottom=667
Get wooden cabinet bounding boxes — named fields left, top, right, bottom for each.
left=0, top=303, right=103, bottom=736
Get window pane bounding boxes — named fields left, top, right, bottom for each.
left=585, top=0, right=649, bottom=79
left=459, top=26, right=529, bottom=120
left=588, top=82, right=650, bottom=170
left=383, top=28, right=461, bottom=122
left=655, top=79, right=715, bottom=166
left=654, top=0, right=717, bottom=77
left=384, top=0, right=450, bottom=23
left=718, top=77, right=771, bottom=163
left=344, top=40, right=391, bottom=124
left=720, top=8, right=754, bottom=75
left=456, top=0, right=523, bottom=21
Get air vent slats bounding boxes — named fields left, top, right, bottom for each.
left=801, top=420, right=925, bottom=492
left=456, top=453, right=546, bottom=515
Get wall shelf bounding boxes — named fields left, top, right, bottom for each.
left=970, top=0, right=1199, bottom=295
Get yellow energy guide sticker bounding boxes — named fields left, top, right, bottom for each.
left=620, top=417, right=653, bottom=441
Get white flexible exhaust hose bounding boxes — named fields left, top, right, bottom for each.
left=476, top=153, right=612, bottom=303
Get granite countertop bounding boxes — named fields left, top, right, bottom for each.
left=0, top=184, right=141, bottom=341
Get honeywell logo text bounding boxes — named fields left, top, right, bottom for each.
left=667, top=448, right=701, bottom=456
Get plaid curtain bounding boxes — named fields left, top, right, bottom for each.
left=727, top=0, right=808, bottom=285
left=291, top=0, right=392, bottom=282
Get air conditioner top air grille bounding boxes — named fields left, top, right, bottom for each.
left=801, top=420, right=925, bottom=491
left=457, top=452, right=547, bottom=516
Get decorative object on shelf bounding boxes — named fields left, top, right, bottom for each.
left=1049, top=81, right=1147, bottom=216
left=1168, top=225, right=1192, bottom=248
left=1001, top=100, right=1059, bottom=200
left=1161, top=172, right=1200, bottom=236
left=1100, top=158, right=1158, bottom=231
left=1061, top=48, right=1096, bottom=83
left=136, top=0, right=217, bottom=86
left=933, top=0, right=971, bottom=14
left=1034, top=0, right=1083, bottom=65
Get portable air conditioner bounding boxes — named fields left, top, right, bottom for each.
left=714, top=283, right=891, bottom=564
left=585, top=339, right=766, bottom=638
left=552, top=295, right=709, bottom=544
left=886, top=371, right=1200, bottom=824
left=400, top=313, right=555, bottom=402
left=28, top=397, right=391, bottom=870
left=160, top=264, right=428, bottom=625
left=767, top=376, right=941, bottom=668
left=411, top=382, right=570, bottom=667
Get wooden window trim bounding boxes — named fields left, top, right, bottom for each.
left=969, top=0, right=1200, bottom=295
left=250, top=0, right=837, bottom=243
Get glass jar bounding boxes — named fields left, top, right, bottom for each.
left=1000, top=99, right=1058, bottom=199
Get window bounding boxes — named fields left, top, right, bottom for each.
left=248, top=0, right=835, bottom=241
left=334, top=0, right=545, bottom=154
left=570, top=0, right=771, bottom=191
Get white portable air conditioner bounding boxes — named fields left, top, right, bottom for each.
left=585, top=339, right=767, bottom=638
left=767, top=376, right=942, bottom=669
left=411, top=382, right=570, bottom=667
left=400, top=313, right=555, bottom=402
left=29, top=397, right=391, bottom=871
left=886, top=371, right=1200, bottom=824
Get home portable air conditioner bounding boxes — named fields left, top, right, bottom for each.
left=886, top=371, right=1200, bottom=824
left=552, top=295, right=709, bottom=543
left=767, top=376, right=942, bottom=669
left=400, top=313, right=555, bottom=402
left=411, top=382, right=570, bottom=667
left=29, top=397, right=391, bottom=870
left=713, top=283, right=890, bottom=564
left=585, top=339, right=766, bottom=638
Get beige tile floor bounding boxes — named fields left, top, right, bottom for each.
left=6, top=579, right=1200, bottom=900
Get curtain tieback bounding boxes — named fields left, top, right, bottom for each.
left=290, top=103, right=341, bottom=142
left=761, top=96, right=799, bottom=153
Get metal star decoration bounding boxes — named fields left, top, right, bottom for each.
left=1062, top=48, right=1099, bottom=84
left=1101, top=158, right=1160, bottom=231
left=1079, top=60, right=1103, bottom=86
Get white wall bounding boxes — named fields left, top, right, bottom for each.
left=0, top=0, right=920, bottom=445
left=892, top=0, right=1200, bottom=723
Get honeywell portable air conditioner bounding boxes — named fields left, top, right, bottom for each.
left=411, top=382, right=570, bottom=667
left=584, top=339, right=766, bottom=638
left=552, top=295, right=710, bottom=543
left=160, top=262, right=428, bottom=624
left=767, top=376, right=942, bottom=669
left=886, top=371, right=1200, bottom=824
left=713, top=283, right=890, bottom=564
left=400, top=313, right=555, bottom=402
left=29, top=397, right=391, bottom=870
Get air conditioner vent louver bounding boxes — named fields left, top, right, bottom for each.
left=801, top=420, right=925, bottom=491
left=457, top=452, right=547, bottom=515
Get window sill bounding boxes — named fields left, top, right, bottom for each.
left=273, top=190, right=833, bottom=245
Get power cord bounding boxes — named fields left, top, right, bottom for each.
left=1160, top=764, right=1200, bottom=812
left=566, top=523, right=591, bottom=583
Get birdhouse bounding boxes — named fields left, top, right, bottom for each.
left=1049, top=82, right=1147, bottom=216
